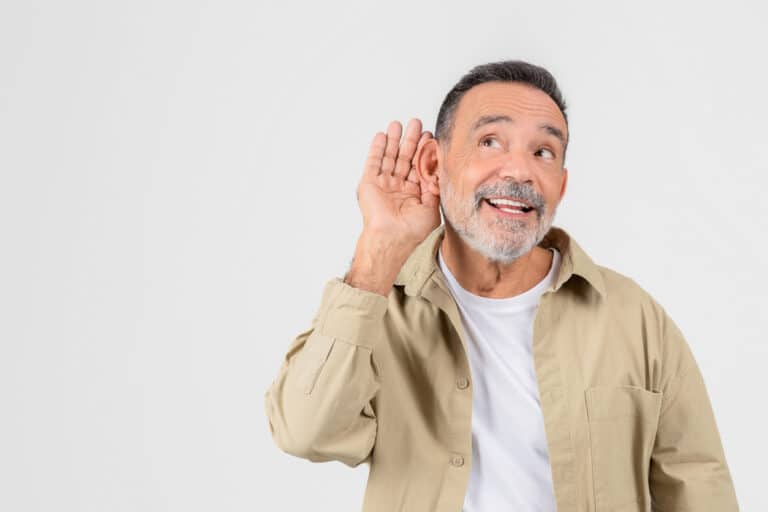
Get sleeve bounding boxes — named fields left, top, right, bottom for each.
left=649, top=311, right=740, bottom=511
left=264, top=276, right=389, bottom=468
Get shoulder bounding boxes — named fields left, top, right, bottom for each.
left=595, top=264, right=694, bottom=376
left=596, top=264, right=663, bottom=313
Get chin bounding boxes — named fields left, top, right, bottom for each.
left=443, top=201, right=556, bottom=263
left=456, top=224, right=539, bottom=264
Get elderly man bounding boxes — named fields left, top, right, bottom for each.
left=264, top=60, right=739, bottom=511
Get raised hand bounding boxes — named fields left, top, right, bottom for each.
left=345, top=118, right=440, bottom=296
left=356, top=118, right=440, bottom=249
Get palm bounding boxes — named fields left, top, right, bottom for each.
left=356, top=119, right=440, bottom=247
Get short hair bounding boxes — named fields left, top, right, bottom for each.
left=435, top=60, right=569, bottom=155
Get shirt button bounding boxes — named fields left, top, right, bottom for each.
left=450, top=455, right=465, bottom=467
left=456, top=377, right=470, bottom=390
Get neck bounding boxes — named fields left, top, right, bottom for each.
left=439, top=223, right=554, bottom=299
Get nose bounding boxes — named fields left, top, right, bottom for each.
left=497, top=149, right=534, bottom=183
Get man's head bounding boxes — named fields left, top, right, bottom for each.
left=416, top=60, right=570, bottom=264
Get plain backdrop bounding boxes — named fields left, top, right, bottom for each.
left=1, top=0, right=765, bottom=510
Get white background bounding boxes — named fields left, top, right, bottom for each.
left=1, top=1, right=765, bottom=510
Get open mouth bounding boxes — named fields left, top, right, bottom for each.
left=482, top=197, right=535, bottom=216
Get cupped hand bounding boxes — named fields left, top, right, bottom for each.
left=356, top=118, right=440, bottom=249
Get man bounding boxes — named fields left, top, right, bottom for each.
left=264, top=60, right=739, bottom=511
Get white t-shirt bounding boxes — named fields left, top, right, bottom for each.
left=437, top=246, right=561, bottom=512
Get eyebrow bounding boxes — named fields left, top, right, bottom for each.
left=470, top=114, right=568, bottom=149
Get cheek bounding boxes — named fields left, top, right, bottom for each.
left=450, top=143, right=475, bottom=162
left=452, top=175, right=483, bottom=206
left=543, top=175, right=566, bottom=201
left=447, top=150, right=526, bottom=202
left=447, top=145, right=488, bottom=180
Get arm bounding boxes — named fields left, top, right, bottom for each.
left=649, top=311, right=740, bottom=511
left=264, top=118, right=438, bottom=467
left=264, top=274, right=389, bottom=467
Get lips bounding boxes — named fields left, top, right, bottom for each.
left=482, top=199, right=535, bottom=217
left=484, top=196, right=534, bottom=209
left=483, top=198, right=534, bottom=213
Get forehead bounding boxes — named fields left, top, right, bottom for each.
left=452, top=81, right=567, bottom=137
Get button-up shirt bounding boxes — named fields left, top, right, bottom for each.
left=264, top=224, right=739, bottom=511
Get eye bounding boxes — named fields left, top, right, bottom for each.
left=480, top=136, right=501, bottom=149
left=535, top=147, right=555, bottom=160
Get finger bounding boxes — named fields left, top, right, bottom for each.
left=380, top=120, right=402, bottom=175
left=406, top=164, right=420, bottom=184
left=393, top=118, right=423, bottom=179
left=364, top=132, right=387, bottom=178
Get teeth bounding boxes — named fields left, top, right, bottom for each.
left=488, top=198, right=529, bottom=208
left=499, top=207, right=528, bottom=214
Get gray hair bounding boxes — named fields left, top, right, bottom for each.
left=435, top=60, right=569, bottom=158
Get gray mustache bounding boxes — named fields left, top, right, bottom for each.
left=474, top=183, right=544, bottom=211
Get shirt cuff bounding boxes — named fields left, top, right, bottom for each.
left=314, top=277, right=390, bottom=349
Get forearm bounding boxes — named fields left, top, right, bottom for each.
left=343, top=230, right=416, bottom=297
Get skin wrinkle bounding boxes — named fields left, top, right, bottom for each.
left=468, top=114, right=567, bottom=152
left=470, top=99, right=566, bottom=124
left=441, top=97, right=568, bottom=148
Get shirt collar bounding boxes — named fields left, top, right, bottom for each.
left=393, top=223, right=607, bottom=300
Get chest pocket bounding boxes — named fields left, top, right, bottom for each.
left=585, top=385, right=663, bottom=511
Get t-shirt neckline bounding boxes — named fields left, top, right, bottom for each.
left=437, top=246, right=560, bottom=313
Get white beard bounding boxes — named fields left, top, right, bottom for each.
left=438, top=174, right=556, bottom=265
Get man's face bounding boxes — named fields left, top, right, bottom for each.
left=437, top=81, right=569, bottom=264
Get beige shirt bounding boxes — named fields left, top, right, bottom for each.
left=264, top=224, right=739, bottom=511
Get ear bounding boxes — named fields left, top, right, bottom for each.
left=415, top=138, right=441, bottom=197
left=558, top=166, right=568, bottom=202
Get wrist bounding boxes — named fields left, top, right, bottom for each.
left=343, top=231, right=415, bottom=296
